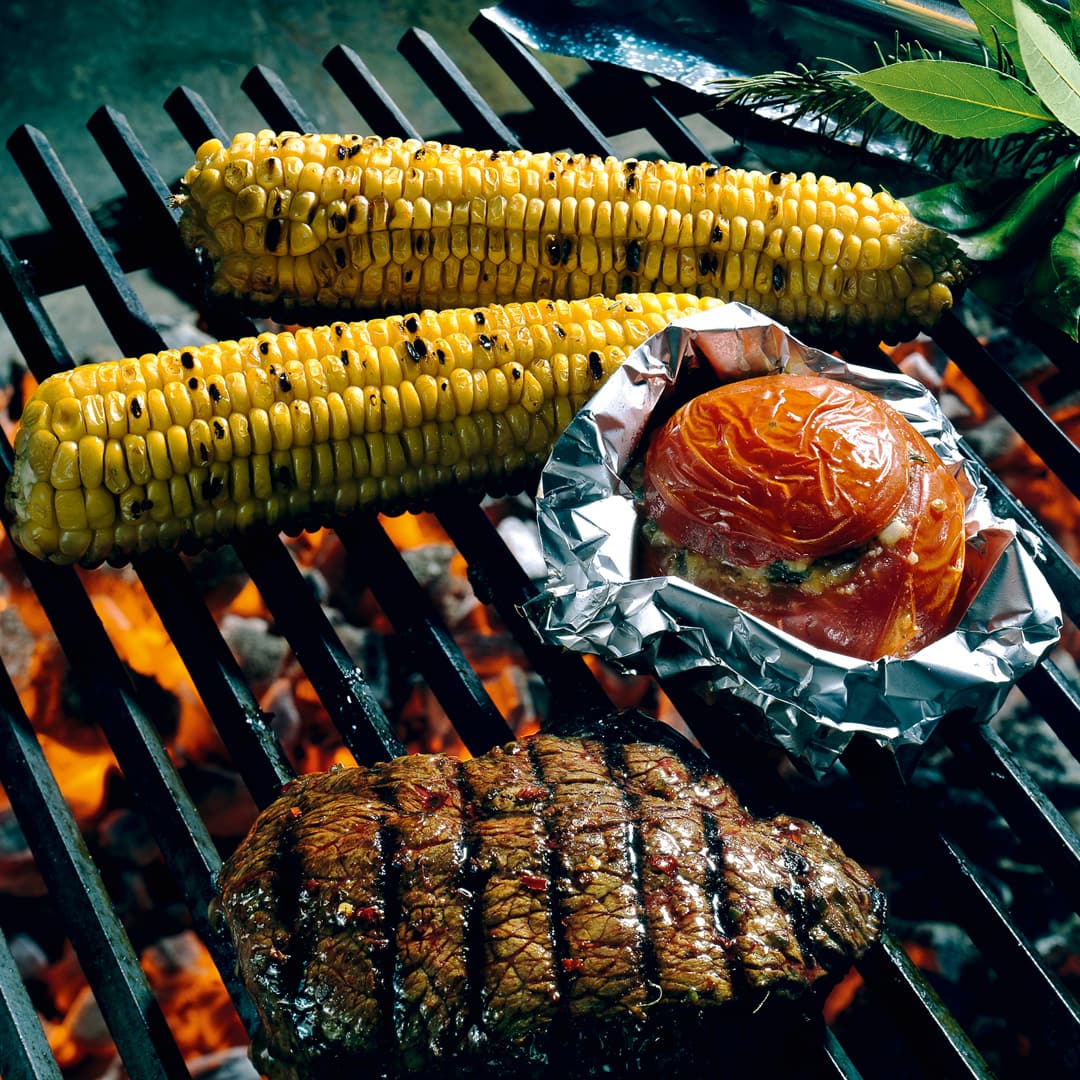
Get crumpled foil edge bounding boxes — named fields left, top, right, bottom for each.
left=526, top=304, right=1063, bottom=777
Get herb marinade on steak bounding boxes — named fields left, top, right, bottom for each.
left=213, top=733, right=885, bottom=1078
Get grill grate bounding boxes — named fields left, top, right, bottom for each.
left=1, top=14, right=1079, bottom=1080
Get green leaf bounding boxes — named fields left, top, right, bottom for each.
left=901, top=176, right=1027, bottom=233
left=960, top=0, right=1071, bottom=75
left=846, top=60, right=1054, bottom=138
left=1015, top=0, right=1080, bottom=135
left=1025, top=190, right=1080, bottom=340
left=900, top=153, right=1080, bottom=261
left=955, top=152, right=1080, bottom=259
left=961, top=0, right=1019, bottom=52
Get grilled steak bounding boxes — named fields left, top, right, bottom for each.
left=214, top=729, right=885, bottom=1078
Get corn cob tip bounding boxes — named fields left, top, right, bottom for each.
left=4, top=291, right=725, bottom=568
left=177, top=130, right=968, bottom=346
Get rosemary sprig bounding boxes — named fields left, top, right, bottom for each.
left=714, top=57, right=1071, bottom=181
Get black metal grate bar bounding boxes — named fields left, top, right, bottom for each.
left=937, top=833, right=1080, bottom=1073
left=397, top=27, right=520, bottom=148
left=1019, top=659, right=1080, bottom=764
left=821, top=1029, right=865, bottom=1080
left=857, top=933, right=993, bottom=1079
left=241, top=64, right=320, bottom=136
left=6, top=126, right=163, bottom=359
left=941, top=718, right=1080, bottom=916
left=434, top=498, right=615, bottom=720
left=0, top=926, right=63, bottom=1080
left=86, top=106, right=178, bottom=228
left=134, top=548, right=296, bottom=805
left=231, top=528, right=405, bottom=764
left=0, top=518, right=250, bottom=1015
left=336, top=515, right=514, bottom=753
left=469, top=16, right=615, bottom=157
left=583, top=62, right=719, bottom=163
left=931, top=317, right=1080, bottom=505
left=163, top=86, right=229, bottom=155
left=323, top=44, right=424, bottom=141
left=0, top=662, right=194, bottom=1080
left=0, top=237, right=74, bottom=374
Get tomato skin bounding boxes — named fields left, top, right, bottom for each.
left=640, top=374, right=967, bottom=660
left=643, top=375, right=913, bottom=565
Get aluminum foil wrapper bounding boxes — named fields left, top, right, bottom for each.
left=526, top=305, right=1062, bottom=777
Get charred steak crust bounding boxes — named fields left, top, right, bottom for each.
left=214, top=734, right=885, bottom=1077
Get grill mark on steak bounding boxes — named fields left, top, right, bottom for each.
left=606, top=742, right=673, bottom=1004
left=531, top=734, right=649, bottom=1017
left=692, top=774, right=822, bottom=996
left=464, top=740, right=562, bottom=1044
left=725, top=830, right=822, bottom=991
left=770, top=815, right=887, bottom=964
left=375, top=754, right=471, bottom=1067
left=776, top=841, right=825, bottom=968
left=288, top=768, right=396, bottom=1065
left=618, top=743, right=735, bottom=1004
left=454, top=761, right=491, bottom=1055
left=701, top=811, right=740, bottom=965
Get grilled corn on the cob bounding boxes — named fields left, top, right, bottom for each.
left=5, top=291, right=722, bottom=567
left=178, top=131, right=968, bottom=343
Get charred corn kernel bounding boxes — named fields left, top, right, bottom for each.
left=7, top=292, right=721, bottom=565
left=180, top=133, right=968, bottom=342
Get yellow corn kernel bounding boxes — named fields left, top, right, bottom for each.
left=85, top=487, right=116, bottom=529
left=26, top=481, right=58, bottom=527
left=49, top=441, right=81, bottom=491
left=145, top=429, right=172, bottom=480
left=51, top=397, right=88, bottom=442
left=24, top=429, right=60, bottom=481
left=54, top=489, right=89, bottom=531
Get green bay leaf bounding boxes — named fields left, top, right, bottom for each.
left=960, top=0, right=1071, bottom=75
left=1015, top=0, right=1080, bottom=135
left=846, top=59, right=1054, bottom=137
